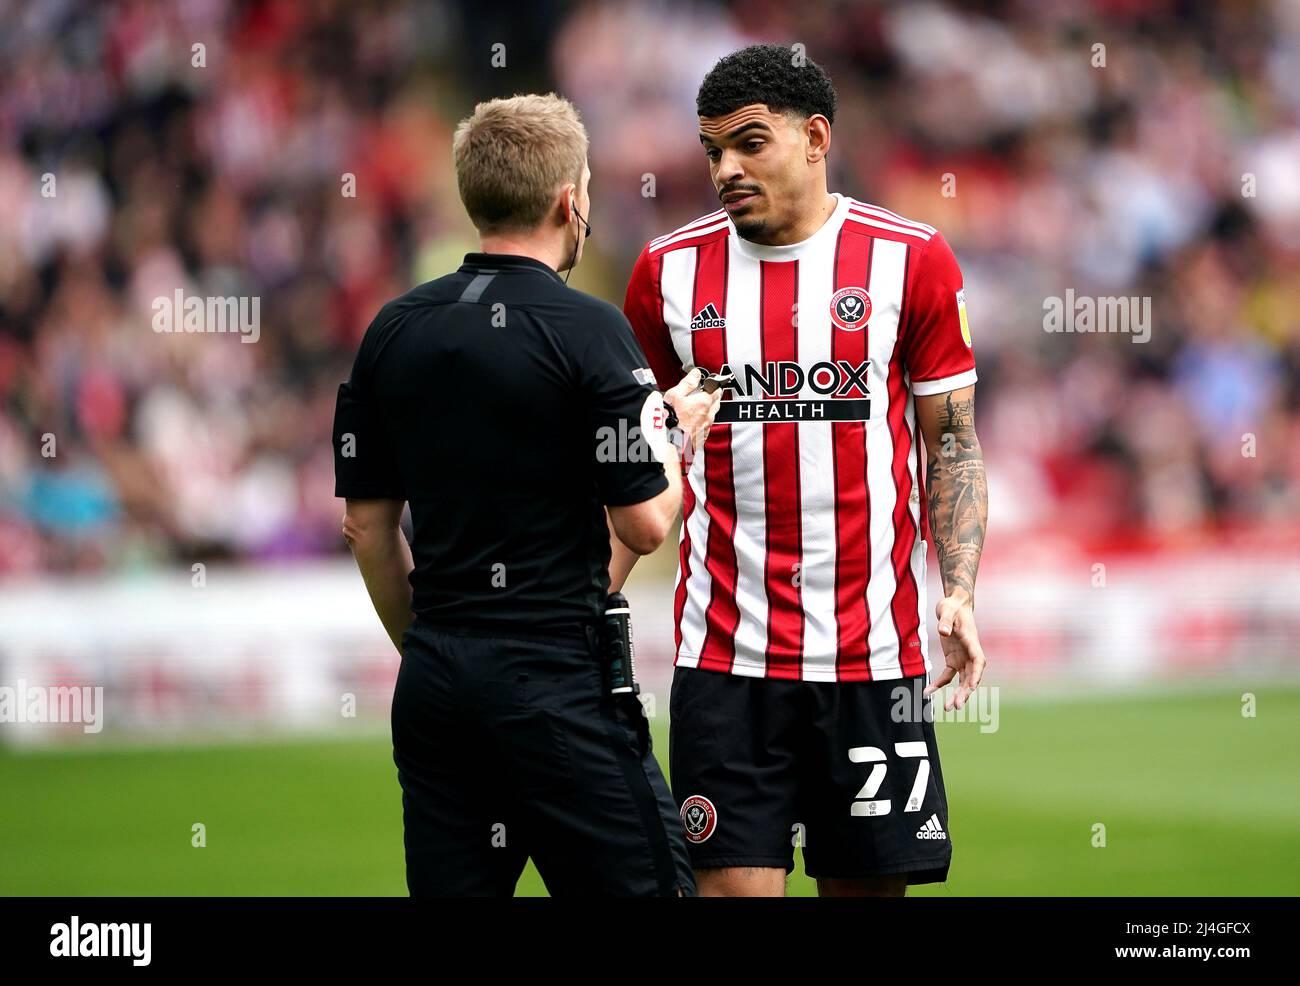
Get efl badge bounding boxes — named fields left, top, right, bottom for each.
left=956, top=288, right=972, bottom=347
left=830, top=287, right=871, bottom=331
left=680, top=795, right=717, bottom=844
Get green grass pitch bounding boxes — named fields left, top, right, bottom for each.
left=2, top=685, right=1296, bottom=896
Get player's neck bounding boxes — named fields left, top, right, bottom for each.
left=745, top=191, right=839, bottom=247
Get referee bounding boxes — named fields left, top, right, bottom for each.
left=332, top=93, right=718, bottom=896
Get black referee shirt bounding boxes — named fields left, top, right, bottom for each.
left=333, top=253, right=668, bottom=632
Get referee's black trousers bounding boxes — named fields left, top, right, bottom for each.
left=391, top=617, right=696, bottom=896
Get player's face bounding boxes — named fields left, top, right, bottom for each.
left=698, top=104, right=815, bottom=243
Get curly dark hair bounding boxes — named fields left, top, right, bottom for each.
left=696, top=43, right=838, bottom=124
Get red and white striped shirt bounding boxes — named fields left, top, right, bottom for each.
left=623, top=193, right=976, bottom=682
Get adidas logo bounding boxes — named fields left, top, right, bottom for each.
left=690, top=303, right=725, bottom=331
left=915, top=813, right=947, bottom=840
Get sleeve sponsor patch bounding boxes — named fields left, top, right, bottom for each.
left=956, top=288, right=972, bottom=347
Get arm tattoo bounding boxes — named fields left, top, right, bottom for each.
left=926, top=392, right=988, bottom=604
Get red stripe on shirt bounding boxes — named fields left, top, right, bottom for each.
left=831, top=227, right=873, bottom=680
left=887, top=248, right=924, bottom=676
left=689, top=237, right=740, bottom=672
left=759, top=259, right=805, bottom=679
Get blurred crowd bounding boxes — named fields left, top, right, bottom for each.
left=1, top=0, right=1298, bottom=576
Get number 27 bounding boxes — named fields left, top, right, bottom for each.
left=848, top=742, right=929, bottom=817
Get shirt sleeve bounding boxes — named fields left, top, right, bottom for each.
left=333, top=321, right=405, bottom=500
left=623, top=242, right=687, bottom=393
left=901, top=231, right=978, bottom=397
left=575, top=301, right=671, bottom=507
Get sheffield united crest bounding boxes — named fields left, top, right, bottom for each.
left=680, top=795, right=718, bottom=844
left=830, top=286, right=871, bottom=331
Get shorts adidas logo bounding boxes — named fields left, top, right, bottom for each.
left=690, top=303, right=725, bottom=331
left=915, top=813, right=947, bottom=840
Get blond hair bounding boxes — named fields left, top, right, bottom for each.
left=452, top=93, right=589, bottom=235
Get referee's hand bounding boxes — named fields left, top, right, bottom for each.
left=666, top=368, right=722, bottom=449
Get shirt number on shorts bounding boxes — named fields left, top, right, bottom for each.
left=848, top=742, right=931, bottom=817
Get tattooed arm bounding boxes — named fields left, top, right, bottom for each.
left=916, top=384, right=988, bottom=710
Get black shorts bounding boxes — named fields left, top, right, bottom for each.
left=392, top=618, right=695, bottom=896
left=669, top=666, right=951, bottom=884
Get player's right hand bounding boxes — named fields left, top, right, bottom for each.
left=665, top=368, right=722, bottom=449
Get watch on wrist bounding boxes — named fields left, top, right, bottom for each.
left=667, top=426, right=688, bottom=454
left=661, top=398, right=690, bottom=459
left=662, top=400, right=679, bottom=431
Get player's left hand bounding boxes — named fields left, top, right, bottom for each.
left=923, top=593, right=986, bottom=712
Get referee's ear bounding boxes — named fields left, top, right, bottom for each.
left=558, top=182, right=578, bottom=226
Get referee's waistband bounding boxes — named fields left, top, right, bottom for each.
left=408, top=614, right=601, bottom=651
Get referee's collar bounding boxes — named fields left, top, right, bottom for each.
left=461, top=253, right=565, bottom=284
